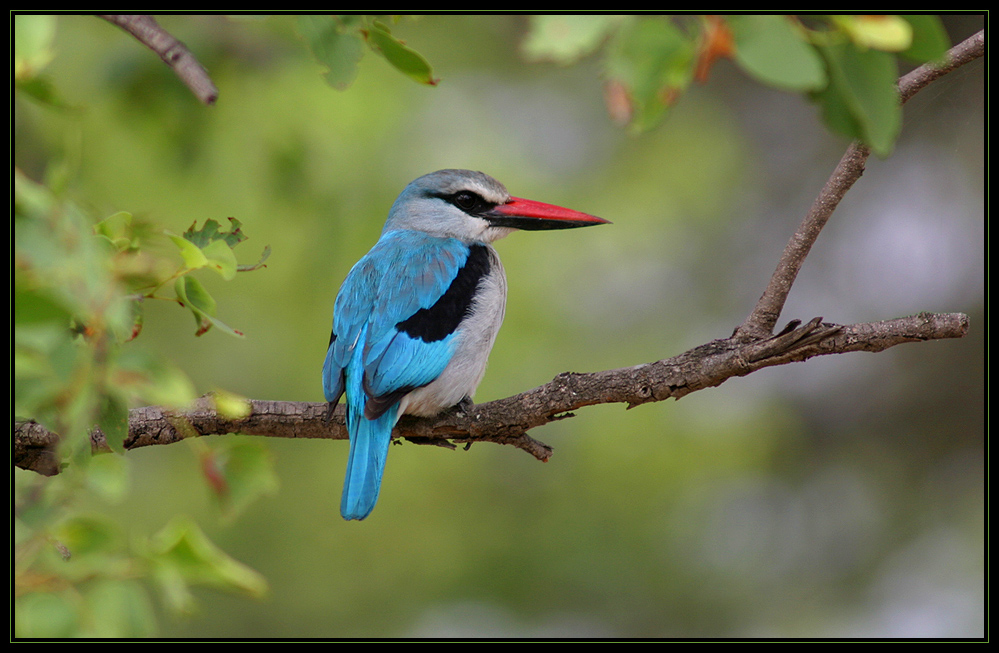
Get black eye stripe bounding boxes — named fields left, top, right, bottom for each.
left=437, top=191, right=496, bottom=216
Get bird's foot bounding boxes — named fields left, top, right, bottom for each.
left=456, top=395, right=475, bottom=414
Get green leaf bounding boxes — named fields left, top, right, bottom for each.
left=298, top=15, right=366, bottom=91
left=835, top=15, right=912, bottom=52
left=210, top=440, right=280, bottom=523
left=603, top=17, right=696, bottom=132
left=15, top=75, right=74, bottom=109
left=365, top=21, right=437, bottom=86
left=97, top=392, right=129, bottom=454
left=727, top=15, right=826, bottom=91
left=13, top=284, right=76, bottom=423
left=183, top=217, right=247, bottom=249
left=899, top=15, right=951, bottom=64
left=146, top=516, right=268, bottom=614
left=237, top=244, right=271, bottom=272
left=114, top=347, right=197, bottom=409
left=201, top=238, right=238, bottom=280
left=53, top=514, right=122, bottom=559
left=13, top=14, right=57, bottom=80
left=15, top=591, right=79, bottom=638
left=212, top=388, right=252, bottom=420
left=84, top=580, right=158, bottom=637
left=14, top=283, right=74, bottom=329
left=84, top=453, right=132, bottom=504
left=175, top=275, right=215, bottom=326
left=813, top=41, right=901, bottom=156
left=93, top=211, right=136, bottom=251
left=174, top=276, right=244, bottom=338
left=167, top=231, right=209, bottom=270
left=522, top=15, right=626, bottom=64
left=169, top=218, right=252, bottom=279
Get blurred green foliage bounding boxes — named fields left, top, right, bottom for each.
left=523, top=15, right=949, bottom=153
left=13, top=14, right=982, bottom=638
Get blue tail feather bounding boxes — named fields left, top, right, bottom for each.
left=340, top=336, right=400, bottom=521
left=340, top=401, right=398, bottom=520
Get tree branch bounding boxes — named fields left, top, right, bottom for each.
left=99, top=14, right=219, bottom=105
left=13, top=31, right=981, bottom=476
left=14, top=312, right=969, bottom=475
left=735, top=30, right=984, bottom=341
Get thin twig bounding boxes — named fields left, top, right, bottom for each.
left=99, top=15, right=218, bottom=105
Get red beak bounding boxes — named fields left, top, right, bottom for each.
left=484, top=197, right=610, bottom=231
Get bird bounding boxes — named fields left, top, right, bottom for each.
left=323, top=169, right=609, bottom=520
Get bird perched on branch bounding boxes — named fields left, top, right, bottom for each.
left=323, top=169, right=609, bottom=520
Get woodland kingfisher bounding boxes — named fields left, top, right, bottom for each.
left=323, top=169, right=608, bottom=520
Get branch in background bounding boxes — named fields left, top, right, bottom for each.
left=13, top=31, right=982, bottom=476
left=735, top=30, right=985, bottom=341
left=99, top=14, right=218, bottom=106
left=898, top=29, right=985, bottom=104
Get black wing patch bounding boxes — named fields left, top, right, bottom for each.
left=396, top=244, right=491, bottom=343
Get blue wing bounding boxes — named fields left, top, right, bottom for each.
left=323, top=231, right=474, bottom=519
left=323, top=230, right=471, bottom=409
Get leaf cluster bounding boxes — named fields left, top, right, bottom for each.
left=14, top=16, right=282, bottom=636
left=294, top=15, right=950, bottom=156
left=15, top=507, right=268, bottom=637
left=521, top=15, right=950, bottom=155
left=14, top=167, right=280, bottom=631
left=297, top=15, right=437, bottom=90
left=15, top=170, right=269, bottom=445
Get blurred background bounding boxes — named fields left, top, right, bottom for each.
left=14, top=15, right=983, bottom=638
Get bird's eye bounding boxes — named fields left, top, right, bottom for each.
left=453, top=192, right=479, bottom=212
